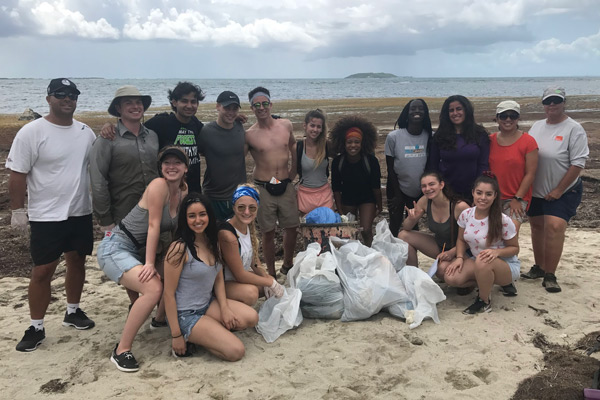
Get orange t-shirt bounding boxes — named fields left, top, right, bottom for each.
left=489, top=132, right=538, bottom=203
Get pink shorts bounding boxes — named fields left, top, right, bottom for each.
left=297, top=183, right=334, bottom=215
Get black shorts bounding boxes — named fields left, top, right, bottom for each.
left=527, top=179, right=583, bottom=222
left=30, top=214, right=94, bottom=266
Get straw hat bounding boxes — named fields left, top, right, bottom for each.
left=108, top=85, right=152, bottom=117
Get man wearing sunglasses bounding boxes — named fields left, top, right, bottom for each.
left=245, top=86, right=298, bottom=277
left=522, top=87, right=589, bottom=293
left=7, top=78, right=97, bottom=352
left=198, top=91, right=247, bottom=221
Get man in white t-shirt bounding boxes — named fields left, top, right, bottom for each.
left=6, top=78, right=97, bottom=352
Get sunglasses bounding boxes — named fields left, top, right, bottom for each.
left=236, top=204, right=258, bottom=213
left=542, top=96, right=564, bottom=106
left=50, top=91, right=78, bottom=101
left=252, top=101, right=271, bottom=109
left=498, top=112, right=520, bottom=121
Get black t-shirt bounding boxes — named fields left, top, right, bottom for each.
left=145, top=112, right=203, bottom=193
left=331, top=153, right=381, bottom=206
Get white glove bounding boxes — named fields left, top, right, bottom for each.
left=101, top=223, right=116, bottom=233
left=11, top=208, right=29, bottom=229
left=263, top=286, right=274, bottom=299
left=269, top=279, right=285, bottom=298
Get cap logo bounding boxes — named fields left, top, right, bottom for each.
left=62, top=79, right=71, bottom=86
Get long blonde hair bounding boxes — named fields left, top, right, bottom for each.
left=233, top=183, right=261, bottom=267
left=304, top=109, right=328, bottom=168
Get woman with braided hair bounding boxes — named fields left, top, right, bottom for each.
left=218, top=184, right=285, bottom=305
left=329, top=115, right=382, bottom=246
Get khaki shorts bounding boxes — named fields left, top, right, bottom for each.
left=256, top=182, right=299, bottom=231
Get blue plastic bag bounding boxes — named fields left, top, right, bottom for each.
left=305, top=207, right=341, bottom=224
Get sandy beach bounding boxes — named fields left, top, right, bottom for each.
left=0, top=96, right=599, bottom=399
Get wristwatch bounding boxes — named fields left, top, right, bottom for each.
left=513, top=196, right=523, bottom=201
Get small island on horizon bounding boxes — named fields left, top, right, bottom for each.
left=344, top=72, right=399, bottom=79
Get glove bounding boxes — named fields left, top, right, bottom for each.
left=11, top=208, right=29, bottom=229
left=269, top=279, right=285, bottom=298
left=263, top=286, right=274, bottom=299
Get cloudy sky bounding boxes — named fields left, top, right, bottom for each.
left=1, top=0, right=599, bottom=79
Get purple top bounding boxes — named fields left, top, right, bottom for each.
left=427, top=133, right=490, bottom=199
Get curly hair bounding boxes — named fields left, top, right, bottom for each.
left=395, top=98, right=433, bottom=135
left=328, top=115, right=378, bottom=155
left=167, top=193, right=221, bottom=267
left=434, top=95, right=489, bottom=150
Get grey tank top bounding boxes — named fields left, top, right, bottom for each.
left=427, top=199, right=456, bottom=251
left=176, top=247, right=222, bottom=311
left=117, top=202, right=177, bottom=245
left=300, top=150, right=329, bottom=188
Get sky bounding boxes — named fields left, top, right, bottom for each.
left=0, top=0, right=599, bottom=79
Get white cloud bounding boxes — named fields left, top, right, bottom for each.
left=514, top=29, right=600, bottom=62
left=29, top=1, right=119, bottom=39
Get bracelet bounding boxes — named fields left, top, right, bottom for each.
left=172, top=333, right=183, bottom=339
left=456, top=256, right=464, bottom=259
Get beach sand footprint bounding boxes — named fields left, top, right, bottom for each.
left=444, top=369, right=479, bottom=390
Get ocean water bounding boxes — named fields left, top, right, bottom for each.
left=1, top=76, right=599, bottom=114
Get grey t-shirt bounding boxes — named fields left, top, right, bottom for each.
left=384, top=128, right=429, bottom=198
left=176, top=247, right=222, bottom=311
left=198, top=121, right=246, bottom=200
left=529, top=117, right=589, bottom=197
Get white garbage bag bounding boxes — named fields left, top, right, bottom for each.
left=372, top=219, right=409, bottom=271
left=386, top=266, right=446, bottom=329
left=331, top=238, right=407, bottom=321
left=256, top=287, right=303, bottom=343
left=288, top=243, right=344, bottom=319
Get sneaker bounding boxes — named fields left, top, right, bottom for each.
left=462, top=297, right=492, bottom=315
left=542, top=273, right=562, bottom=293
left=171, top=343, right=194, bottom=358
left=63, top=308, right=95, bottom=330
left=150, top=317, right=168, bottom=329
left=500, top=283, right=518, bottom=297
left=16, top=326, right=45, bottom=352
left=110, top=343, right=139, bottom=372
left=521, top=264, right=545, bottom=279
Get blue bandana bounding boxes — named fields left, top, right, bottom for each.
left=232, top=186, right=260, bottom=206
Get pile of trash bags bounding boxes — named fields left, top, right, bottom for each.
left=255, top=220, right=446, bottom=342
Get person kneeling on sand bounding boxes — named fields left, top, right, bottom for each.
left=97, top=147, right=189, bottom=372
left=164, top=194, right=258, bottom=361
left=444, top=173, right=521, bottom=314
left=219, top=185, right=285, bottom=306
left=329, top=115, right=382, bottom=246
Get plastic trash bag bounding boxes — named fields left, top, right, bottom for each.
left=331, top=238, right=406, bottom=321
left=386, top=266, right=446, bottom=329
left=372, top=219, right=409, bottom=271
left=305, top=207, right=341, bottom=224
left=256, top=287, right=303, bottom=343
left=288, top=243, right=344, bottom=319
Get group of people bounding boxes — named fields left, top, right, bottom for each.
left=7, top=78, right=588, bottom=371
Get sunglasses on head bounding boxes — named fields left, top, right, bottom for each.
left=252, top=101, right=271, bottom=109
left=50, top=91, right=78, bottom=101
left=498, top=112, right=520, bottom=121
left=542, top=96, right=564, bottom=106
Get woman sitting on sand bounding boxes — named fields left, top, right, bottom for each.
left=97, top=146, right=188, bottom=372
left=164, top=193, right=258, bottom=361
left=219, top=184, right=285, bottom=306
left=444, top=173, right=521, bottom=314
left=427, top=95, right=490, bottom=203
left=330, top=115, right=382, bottom=246
left=489, top=100, right=538, bottom=234
left=296, top=109, right=334, bottom=215
left=398, top=171, right=469, bottom=276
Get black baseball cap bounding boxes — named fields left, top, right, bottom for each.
left=216, top=91, right=240, bottom=107
left=47, top=78, right=81, bottom=95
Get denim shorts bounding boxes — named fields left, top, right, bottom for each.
left=97, top=231, right=142, bottom=283
left=471, top=254, right=521, bottom=281
left=176, top=299, right=213, bottom=340
left=527, top=179, right=583, bottom=222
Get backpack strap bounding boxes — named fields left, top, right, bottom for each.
left=219, top=221, right=241, bottom=254
left=337, top=154, right=371, bottom=175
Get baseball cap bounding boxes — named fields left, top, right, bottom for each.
left=496, top=100, right=520, bottom=115
left=47, top=78, right=80, bottom=95
left=542, top=86, right=565, bottom=101
left=216, top=91, right=241, bottom=107
left=159, top=147, right=189, bottom=166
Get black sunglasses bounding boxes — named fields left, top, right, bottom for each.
left=498, top=112, right=520, bottom=121
left=50, top=91, right=78, bottom=101
left=542, top=96, right=563, bottom=106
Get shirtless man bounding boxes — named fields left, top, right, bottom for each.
left=245, top=87, right=298, bottom=277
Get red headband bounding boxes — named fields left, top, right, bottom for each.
left=345, top=127, right=363, bottom=141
